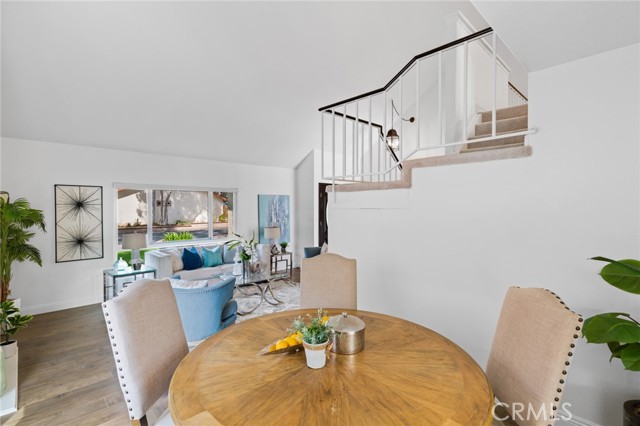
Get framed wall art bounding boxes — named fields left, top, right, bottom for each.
left=55, top=184, right=104, bottom=262
left=258, top=194, right=290, bottom=244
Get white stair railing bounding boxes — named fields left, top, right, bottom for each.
left=319, top=28, right=535, bottom=185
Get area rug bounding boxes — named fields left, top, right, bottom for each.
left=235, top=279, right=300, bottom=323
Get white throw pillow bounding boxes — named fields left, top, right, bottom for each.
left=321, top=242, right=329, bottom=254
left=160, top=248, right=184, bottom=272
left=169, top=279, right=208, bottom=289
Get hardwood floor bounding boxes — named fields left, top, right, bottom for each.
left=1, top=268, right=301, bottom=426
left=1, top=304, right=133, bottom=426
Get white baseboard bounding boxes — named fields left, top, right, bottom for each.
left=20, top=296, right=101, bottom=316
left=555, top=410, right=603, bottom=426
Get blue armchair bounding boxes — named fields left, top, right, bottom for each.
left=304, top=247, right=322, bottom=258
left=172, top=276, right=237, bottom=343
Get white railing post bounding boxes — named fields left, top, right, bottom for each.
left=369, top=96, right=373, bottom=182
left=378, top=130, right=382, bottom=182
left=463, top=41, right=468, bottom=142
left=439, top=51, right=443, bottom=146
left=400, top=76, right=403, bottom=161
left=343, top=104, right=347, bottom=180
left=383, top=90, right=387, bottom=182
left=331, top=109, right=336, bottom=179
left=492, top=32, right=497, bottom=138
left=352, top=105, right=356, bottom=179
left=320, top=112, right=324, bottom=179
left=355, top=101, right=359, bottom=179
left=416, top=60, right=420, bottom=149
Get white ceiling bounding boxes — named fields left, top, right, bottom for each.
left=2, top=1, right=639, bottom=169
left=472, top=0, right=640, bottom=72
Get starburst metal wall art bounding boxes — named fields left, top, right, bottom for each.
left=55, top=185, right=104, bottom=262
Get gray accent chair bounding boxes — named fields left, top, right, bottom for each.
left=102, top=279, right=189, bottom=426
left=300, top=253, right=357, bottom=310
left=487, top=287, right=582, bottom=426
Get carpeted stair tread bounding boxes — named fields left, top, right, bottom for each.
left=480, top=104, right=528, bottom=122
left=464, top=134, right=525, bottom=152
left=460, top=141, right=524, bottom=153
left=475, top=115, right=528, bottom=136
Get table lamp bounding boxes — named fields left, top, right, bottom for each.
left=122, top=233, right=147, bottom=270
left=264, top=226, right=281, bottom=254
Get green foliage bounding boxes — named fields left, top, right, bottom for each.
left=174, top=220, right=191, bottom=226
left=0, top=300, right=33, bottom=344
left=279, top=241, right=288, bottom=251
left=0, top=197, right=47, bottom=302
left=591, top=257, right=640, bottom=294
left=163, top=231, right=193, bottom=241
left=225, top=233, right=256, bottom=261
left=583, top=257, right=640, bottom=371
left=289, top=309, right=331, bottom=345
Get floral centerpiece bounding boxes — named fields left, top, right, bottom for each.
left=290, top=309, right=332, bottom=369
left=290, top=309, right=331, bottom=344
left=226, top=232, right=256, bottom=261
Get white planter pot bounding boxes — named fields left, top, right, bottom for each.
left=1, top=341, right=17, bottom=359
left=303, top=341, right=329, bottom=369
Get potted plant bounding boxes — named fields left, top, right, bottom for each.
left=226, top=233, right=257, bottom=261
left=582, top=256, right=640, bottom=426
left=0, top=300, right=33, bottom=358
left=0, top=196, right=47, bottom=303
left=279, top=241, right=288, bottom=254
left=290, top=310, right=331, bottom=369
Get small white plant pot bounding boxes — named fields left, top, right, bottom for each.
left=303, top=341, right=329, bottom=369
left=1, top=341, right=17, bottom=359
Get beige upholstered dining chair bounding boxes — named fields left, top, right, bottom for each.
left=102, top=279, right=189, bottom=426
left=300, top=253, right=357, bottom=309
left=486, top=287, right=582, bottom=426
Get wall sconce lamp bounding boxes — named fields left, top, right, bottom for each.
left=386, top=100, right=415, bottom=151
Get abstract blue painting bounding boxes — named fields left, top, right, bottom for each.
left=258, top=194, right=290, bottom=244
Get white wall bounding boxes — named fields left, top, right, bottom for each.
left=327, top=43, right=639, bottom=425
left=294, top=151, right=315, bottom=267
left=0, top=138, right=295, bottom=315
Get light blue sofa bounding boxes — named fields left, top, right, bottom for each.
left=172, top=276, right=237, bottom=343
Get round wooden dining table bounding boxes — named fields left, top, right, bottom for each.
left=169, top=309, right=494, bottom=426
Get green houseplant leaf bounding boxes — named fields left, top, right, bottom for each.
left=583, top=313, right=640, bottom=344
left=583, top=256, right=640, bottom=372
left=620, top=343, right=640, bottom=371
left=0, top=197, right=47, bottom=302
left=591, top=257, right=640, bottom=294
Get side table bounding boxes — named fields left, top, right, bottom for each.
left=103, top=266, right=157, bottom=301
left=270, top=252, right=292, bottom=278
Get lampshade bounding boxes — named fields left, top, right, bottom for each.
left=122, top=233, right=147, bottom=250
left=386, top=128, right=400, bottom=150
left=264, top=226, right=281, bottom=240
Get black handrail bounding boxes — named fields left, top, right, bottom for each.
left=318, top=27, right=493, bottom=112
left=322, top=109, right=403, bottom=171
left=323, top=109, right=383, bottom=131
left=508, top=82, right=528, bottom=101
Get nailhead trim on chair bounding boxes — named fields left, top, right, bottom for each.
left=103, top=291, right=137, bottom=422
left=539, top=288, right=582, bottom=426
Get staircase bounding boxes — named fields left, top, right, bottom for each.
left=461, top=104, right=528, bottom=153
left=318, top=28, right=536, bottom=190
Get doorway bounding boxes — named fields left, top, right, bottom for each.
left=318, top=183, right=329, bottom=246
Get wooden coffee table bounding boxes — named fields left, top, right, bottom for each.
left=169, top=309, right=494, bottom=425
